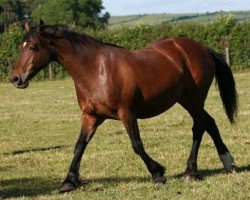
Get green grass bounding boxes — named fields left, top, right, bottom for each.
left=108, top=11, right=250, bottom=28
left=0, top=72, right=249, bottom=199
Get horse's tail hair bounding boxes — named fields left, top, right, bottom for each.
left=208, top=49, right=238, bottom=123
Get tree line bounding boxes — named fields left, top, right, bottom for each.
left=0, top=0, right=110, bottom=32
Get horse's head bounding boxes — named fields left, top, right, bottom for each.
left=11, top=20, right=54, bottom=89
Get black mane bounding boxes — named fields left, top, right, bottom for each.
left=25, top=25, right=122, bottom=49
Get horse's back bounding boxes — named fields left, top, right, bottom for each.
left=148, top=37, right=215, bottom=87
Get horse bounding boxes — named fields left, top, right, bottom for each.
left=11, top=21, right=238, bottom=192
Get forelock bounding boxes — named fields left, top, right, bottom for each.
left=23, top=30, right=40, bottom=42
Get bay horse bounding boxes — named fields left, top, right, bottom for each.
left=11, top=21, right=238, bottom=192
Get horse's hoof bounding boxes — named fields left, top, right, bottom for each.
left=183, top=173, right=198, bottom=182
left=228, top=168, right=237, bottom=174
left=219, top=152, right=236, bottom=173
left=59, top=182, right=77, bottom=193
left=152, top=176, right=167, bottom=184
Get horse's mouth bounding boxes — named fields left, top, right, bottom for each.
left=14, top=81, right=29, bottom=89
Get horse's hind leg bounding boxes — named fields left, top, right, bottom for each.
left=119, top=108, right=166, bottom=184
left=183, top=108, right=206, bottom=181
left=203, top=110, right=236, bottom=173
left=180, top=94, right=235, bottom=180
left=178, top=94, right=207, bottom=181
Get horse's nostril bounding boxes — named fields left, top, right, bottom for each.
left=12, top=75, right=21, bottom=85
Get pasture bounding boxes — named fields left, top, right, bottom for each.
left=0, top=72, right=249, bottom=199
left=108, top=11, right=250, bottom=28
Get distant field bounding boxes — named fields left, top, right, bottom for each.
left=0, top=72, right=249, bottom=199
left=108, top=11, right=250, bottom=28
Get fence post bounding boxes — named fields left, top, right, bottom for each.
left=225, top=47, right=230, bottom=66
left=49, top=63, right=53, bottom=80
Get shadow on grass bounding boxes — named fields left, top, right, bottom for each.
left=0, top=165, right=13, bottom=172
left=88, top=165, right=250, bottom=185
left=3, top=145, right=71, bottom=156
left=0, top=176, right=150, bottom=198
left=0, top=177, right=61, bottom=199
left=86, top=176, right=149, bottom=184
left=173, top=165, right=250, bottom=180
left=1, top=165, right=249, bottom=198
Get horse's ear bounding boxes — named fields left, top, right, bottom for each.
left=37, top=20, right=45, bottom=33
left=24, top=22, right=30, bottom=32
left=40, top=19, right=44, bottom=26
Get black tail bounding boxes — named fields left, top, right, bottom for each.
left=209, top=49, right=238, bottom=123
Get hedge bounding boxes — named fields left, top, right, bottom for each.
left=0, top=14, right=249, bottom=82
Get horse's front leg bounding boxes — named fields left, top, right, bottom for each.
left=60, top=113, right=103, bottom=193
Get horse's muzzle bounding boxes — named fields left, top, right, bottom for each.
left=11, top=75, right=29, bottom=89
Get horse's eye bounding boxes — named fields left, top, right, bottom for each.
left=29, top=45, right=38, bottom=51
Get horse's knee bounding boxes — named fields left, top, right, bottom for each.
left=132, top=144, right=142, bottom=155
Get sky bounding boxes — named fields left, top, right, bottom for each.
left=102, top=0, right=250, bottom=16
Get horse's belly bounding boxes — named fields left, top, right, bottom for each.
left=136, top=88, right=181, bottom=119
left=136, top=102, right=175, bottom=119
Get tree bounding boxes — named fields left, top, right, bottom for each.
left=32, top=0, right=110, bottom=29
left=31, top=0, right=74, bottom=25
left=0, top=0, right=33, bottom=32
left=23, top=0, right=38, bottom=19
left=0, top=23, right=24, bottom=80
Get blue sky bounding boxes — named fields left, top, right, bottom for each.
left=102, top=0, right=250, bottom=16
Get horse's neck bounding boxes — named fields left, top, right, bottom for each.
left=54, top=41, right=100, bottom=84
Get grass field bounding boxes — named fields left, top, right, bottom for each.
left=0, top=72, right=249, bottom=199
left=108, top=11, right=250, bottom=28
